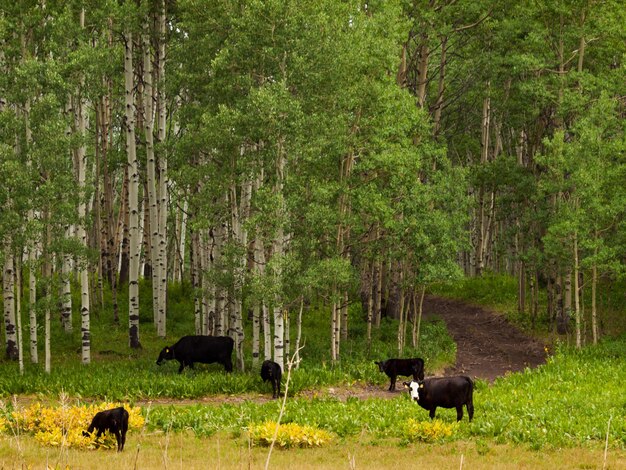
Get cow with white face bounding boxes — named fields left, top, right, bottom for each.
left=404, top=376, right=474, bottom=422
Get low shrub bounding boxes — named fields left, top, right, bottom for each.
left=247, top=420, right=333, bottom=448
left=3, top=401, right=144, bottom=449
left=403, top=418, right=458, bottom=443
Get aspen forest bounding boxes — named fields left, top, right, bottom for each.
left=1, top=0, right=625, bottom=376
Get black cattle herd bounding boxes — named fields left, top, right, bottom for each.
left=87, top=334, right=474, bottom=451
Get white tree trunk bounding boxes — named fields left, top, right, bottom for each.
left=156, top=0, right=168, bottom=338
left=16, top=259, right=23, bottom=374
left=28, top=248, right=37, bottom=363
left=230, top=171, right=252, bottom=371
left=75, top=69, right=91, bottom=365
left=125, top=31, right=141, bottom=349
left=3, top=245, right=18, bottom=360
left=272, top=143, right=286, bottom=370
left=143, top=24, right=159, bottom=329
left=61, top=225, right=72, bottom=332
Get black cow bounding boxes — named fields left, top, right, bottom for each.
left=404, top=376, right=474, bottom=422
left=375, top=358, right=425, bottom=391
left=261, top=360, right=282, bottom=398
left=82, top=407, right=129, bottom=451
left=156, top=335, right=234, bottom=373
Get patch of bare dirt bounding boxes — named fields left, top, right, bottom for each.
left=423, top=295, right=547, bottom=382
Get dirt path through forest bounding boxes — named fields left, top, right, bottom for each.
left=422, top=295, right=547, bottom=382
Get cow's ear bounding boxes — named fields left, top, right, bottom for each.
left=419, top=383, right=425, bottom=389
left=402, top=382, right=409, bottom=388
left=165, top=347, right=170, bottom=353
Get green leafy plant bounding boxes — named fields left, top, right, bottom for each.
left=247, top=421, right=333, bottom=448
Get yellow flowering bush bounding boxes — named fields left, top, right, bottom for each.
left=8, top=402, right=144, bottom=449
left=403, top=418, right=458, bottom=443
left=248, top=421, right=333, bottom=449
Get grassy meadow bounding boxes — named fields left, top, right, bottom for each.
left=0, top=277, right=625, bottom=468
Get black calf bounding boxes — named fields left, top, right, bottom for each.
left=261, top=360, right=282, bottom=398
left=82, top=406, right=129, bottom=451
left=375, top=358, right=425, bottom=391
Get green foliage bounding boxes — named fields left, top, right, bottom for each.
left=247, top=421, right=333, bottom=448
left=403, top=418, right=458, bottom=443
left=464, top=336, right=626, bottom=449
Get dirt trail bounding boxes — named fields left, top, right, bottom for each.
left=423, top=295, right=547, bottom=382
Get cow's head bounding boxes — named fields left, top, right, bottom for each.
left=403, top=380, right=424, bottom=402
left=374, top=360, right=385, bottom=372
left=156, top=346, right=174, bottom=365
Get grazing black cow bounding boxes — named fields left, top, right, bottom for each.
left=375, top=358, right=425, bottom=391
left=404, top=376, right=474, bottom=422
left=156, top=335, right=234, bottom=373
left=82, top=406, right=129, bottom=451
left=261, top=360, right=282, bottom=398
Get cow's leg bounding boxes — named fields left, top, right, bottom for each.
left=178, top=362, right=185, bottom=373
left=114, top=430, right=122, bottom=451
left=389, top=374, right=396, bottom=391
left=467, top=402, right=474, bottom=422
left=224, top=358, right=233, bottom=373
left=429, top=408, right=437, bottom=420
left=456, top=406, right=463, bottom=422
left=121, top=422, right=128, bottom=450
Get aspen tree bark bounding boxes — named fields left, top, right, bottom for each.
left=74, top=12, right=91, bottom=363
left=125, top=31, right=141, bottom=349
left=156, top=0, right=168, bottom=338
left=272, top=139, right=286, bottom=370
left=374, top=258, right=382, bottom=327
left=61, top=226, right=73, bottom=332
left=23, top=94, right=39, bottom=363
left=476, top=90, right=491, bottom=276
left=396, top=266, right=405, bottom=356
left=412, top=285, right=426, bottom=350
left=43, top=219, right=52, bottom=373
left=432, top=36, right=447, bottom=138
left=573, top=229, right=581, bottom=348
left=416, top=41, right=429, bottom=108
left=201, top=229, right=213, bottom=335
left=142, top=23, right=159, bottom=330
left=190, top=225, right=201, bottom=334
left=117, top=166, right=130, bottom=285
left=331, top=290, right=339, bottom=361
left=206, top=227, right=217, bottom=334
left=100, top=86, right=119, bottom=324
left=292, top=298, right=304, bottom=369
left=3, top=245, right=18, bottom=360
left=16, top=258, right=23, bottom=373
left=213, top=222, right=226, bottom=336
left=230, top=165, right=252, bottom=370
left=564, top=269, right=572, bottom=334
left=253, top=234, right=272, bottom=361
left=284, top=309, right=290, bottom=360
